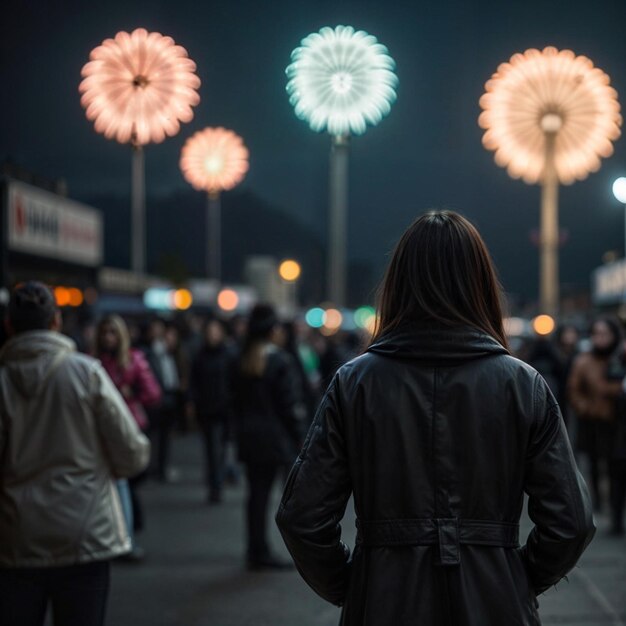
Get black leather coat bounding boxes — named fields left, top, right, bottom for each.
left=276, top=325, right=595, bottom=626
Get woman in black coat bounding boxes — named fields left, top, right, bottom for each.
left=276, top=211, right=595, bottom=626
left=233, top=304, right=306, bottom=570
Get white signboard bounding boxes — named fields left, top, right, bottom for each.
left=593, top=259, right=626, bottom=305
left=7, top=180, right=103, bottom=267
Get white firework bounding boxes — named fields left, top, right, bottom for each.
left=286, top=25, right=398, bottom=136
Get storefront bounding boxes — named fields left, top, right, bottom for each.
left=1, top=177, right=103, bottom=290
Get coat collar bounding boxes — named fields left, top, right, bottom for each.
left=367, top=322, right=508, bottom=364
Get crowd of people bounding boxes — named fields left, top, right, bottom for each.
left=0, top=276, right=625, bottom=624
left=520, top=318, right=626, bottom=536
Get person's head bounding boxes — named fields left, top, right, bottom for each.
left=590, top=317, right=622, bottom=357
left=240, top=304, right=280, bottom=377
left=5, top=282, right=60, bottom=336
left=204, top=318, right=226, bottom=348
left=164, top=325, right=179, bottom=352
left=148, top=318, right=166, bottom=343
left=371, top=210, right=508, bottom=350
left=96, top=315, right=131, bottom=367
left=556, top=324, right=579, bottom=352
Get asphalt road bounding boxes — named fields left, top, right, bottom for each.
left=104, top=434, right=626, bottom=626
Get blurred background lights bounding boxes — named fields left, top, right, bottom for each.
left=503, top=317, right=526, bottom=336
left=613, top=177, right=626, bottom=204
left=54, top=287, right=71, bottom=307
left=324, top=308, right=343, bottom=330
left=279, top=260, right=301, bottom=282
left=217, top=288, right=239, bottom=312
left=354, top=306, right=376, bottom=329
left=305, top=307, right=325, bottom=328
left=173, top=289, right=193, bottom=310
left=533, top=314, right=556, bottom=336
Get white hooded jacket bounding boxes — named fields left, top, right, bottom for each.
left=0, top=330, right=150, bottom=567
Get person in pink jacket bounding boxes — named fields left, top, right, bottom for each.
left=96, top=315, right=162, bottom=561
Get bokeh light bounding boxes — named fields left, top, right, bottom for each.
left=279, top=260, right=301, bottom=282
left=613, top=177, right=626, bottom=204
left=305, top=307, right=325, bottom=328
left=217, top=289, right=239, bottom=312
left=533, top=314, right=556, bottom=336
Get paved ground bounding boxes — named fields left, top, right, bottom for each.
left=104, top=434, right=626, bottom=626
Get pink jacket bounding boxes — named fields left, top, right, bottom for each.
left=100, top=349, right=162, bottom=429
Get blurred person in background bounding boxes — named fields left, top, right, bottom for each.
left=555, top=324, right=581, bottom=432
left=190, top=317, right=236, bottom=504
left=277, top=321, right=319, bottom=427
left=145, top=318, right=183, bottom=482
left=165, top=324, right=190, bottom=432
left=96, top=315, right=162, bottom=561
left=232, top=304, right=306, bottom=570
left=606, top=337, right=626, bottom=536
left=522, top=333, right=564, bottom=403
left=0, top=282, right=150, bottom=626
left=568, top=317, right=623, bottom=513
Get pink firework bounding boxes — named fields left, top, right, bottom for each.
left=479, top=47, right=621, bottom=185
left=180, top=127, right=249, bottom=193
left=79, top=28, right=201, bottom=146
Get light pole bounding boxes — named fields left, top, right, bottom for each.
left=613, top=177, right=626, bottom=258
left=286, top=25, right=398, bottom=306
left=80, top=27, right=200, bottom=275
left=479, top=46, right=621, bottom=316
left=180, top=127, right=249, bottom=282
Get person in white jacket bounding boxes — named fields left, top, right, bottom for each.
left=0, top=281, right=150, bottom=626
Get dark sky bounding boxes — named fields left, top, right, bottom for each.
left=2, top=0, right=626, bottom=301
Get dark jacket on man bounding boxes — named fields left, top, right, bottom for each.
left=276, top=325, right=595, bottom=626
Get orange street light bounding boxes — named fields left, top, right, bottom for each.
left=279, top=260, right=301, bottom=282
left=217, top=288, right=239, bottom=312
left=533, top=314, right=556, bottom=336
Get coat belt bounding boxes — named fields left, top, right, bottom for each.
left=355, top=518, right=520, bottom=566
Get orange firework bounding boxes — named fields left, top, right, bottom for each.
left=79, top=28, right=201, bottom=146
left=180, top=127, right=249, bottom=193
left=479, top=46, right=621, bottom=185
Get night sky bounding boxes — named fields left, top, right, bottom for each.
left=3, top=0, right=626, bottom=302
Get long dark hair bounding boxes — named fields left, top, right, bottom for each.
left=371, top=210, right=509, bottom=350
left=240, top=304, right=278, bottom=377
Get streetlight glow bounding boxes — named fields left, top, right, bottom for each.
left=613, top=177, right=626, bottom=204
left=279, top=260, right=301, bottom=282
left=533, top=315, right=556, bottom=336
left=217, top=289, right=239, bottom=312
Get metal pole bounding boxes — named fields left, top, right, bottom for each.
left=540, top=132, right=559, bottom=316
left=328, top=134, right=349, bottom=306
left=207, top=191, right=221, bottom=281
left=131, top=144, right=146, bottom=275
